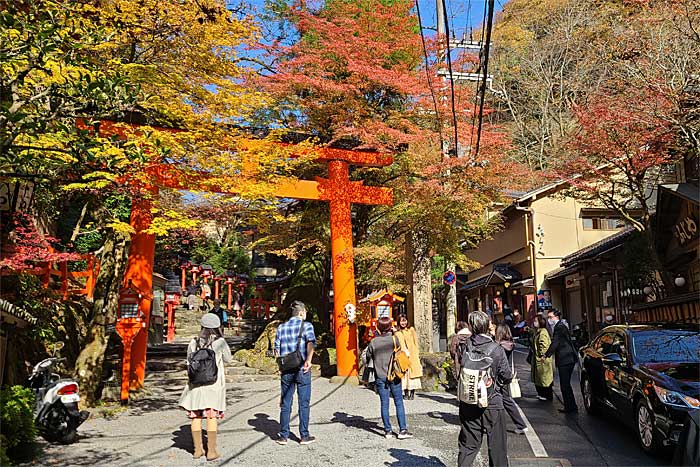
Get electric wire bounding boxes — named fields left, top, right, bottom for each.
left=414, top=0, right=444, bottom=150
left=468, top=1, right=488, bottom=157
left=440, top=0, right=459, bottom=157
left=474, top=0, right=495, bottom=157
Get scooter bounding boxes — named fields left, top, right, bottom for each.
left=27, top=342, right=90, bottom=444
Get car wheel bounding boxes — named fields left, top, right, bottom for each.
left=635, top=400, right=659, bottom=453
left=581, top=375, right=599, bottom=415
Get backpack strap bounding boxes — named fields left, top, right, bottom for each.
left=294, top=320, right=305, bottom=352
left=392, top=335, right=399, bottom=352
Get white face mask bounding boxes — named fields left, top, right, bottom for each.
left=605, top=315, right=613, bottom=322
left=547, top=318, right=556, bottom=327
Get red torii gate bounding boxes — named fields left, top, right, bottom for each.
left=120, top=134, right=393, bottom=391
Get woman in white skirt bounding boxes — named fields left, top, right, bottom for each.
left=179, top=314, right=232, bottom=460
left=394, top=313, right=422, bottom=399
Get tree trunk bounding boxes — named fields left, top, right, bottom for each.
left=74, top=224, right=131, bottom=404
left=405, top=231, right=433, bottom=354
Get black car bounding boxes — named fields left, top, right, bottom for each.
left=579, top=324, right=700, bottom=453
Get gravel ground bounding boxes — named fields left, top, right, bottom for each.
left=27, top=374, right=575, bottom=467
left=30, top=378, right=460, bottom=467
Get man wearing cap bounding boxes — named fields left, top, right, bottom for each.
left=274, top=300, right=317, bottom=445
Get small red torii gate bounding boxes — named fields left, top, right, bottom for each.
left=110, top=123, right=393, bottom=392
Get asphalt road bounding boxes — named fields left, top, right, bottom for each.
left=511, top=347, right=673, bottom=467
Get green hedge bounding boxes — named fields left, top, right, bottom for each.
left=0, top=386, right=37, bottom=465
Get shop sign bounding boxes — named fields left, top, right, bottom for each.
left=565, top=273, right=582, bottom=288
left=674, top=215, right=698, bottom=246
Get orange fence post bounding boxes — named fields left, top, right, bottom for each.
left=60, top=261, right=68, bottom=300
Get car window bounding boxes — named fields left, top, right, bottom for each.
left=610, top=333, right=628, bottom=362
left=594, top=331, right=615, bottom=354
left=632, top=330, right=700, bottom=363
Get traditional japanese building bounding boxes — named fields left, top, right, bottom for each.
left=460, top=181, right=630, bottom=326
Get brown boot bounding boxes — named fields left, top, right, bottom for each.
left=206, top=430, right=220, bottom=461
left=192, top=430, right=204, bottom=459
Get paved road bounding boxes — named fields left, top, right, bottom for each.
left=25, top=346, right=674, bottom=467
left=510, top=347, right=671, bottom=467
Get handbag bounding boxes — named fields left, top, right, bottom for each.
left=388, top=335, right=411, bottom=380
left=276, top=321, right=305, bottom=373
left=509, top=355, right=521, bottom=399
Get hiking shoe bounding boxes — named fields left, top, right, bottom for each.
left=275, top=437, right=288, bottom=445
left=299, top=436, right=316, bottom=445
left=384, top=431, right=393, bottom=439
left=397, top=430, right=413, bottom=439
left=514, top=427, right=529, bottom=434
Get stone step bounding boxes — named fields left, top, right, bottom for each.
left=226, top=366, right=259, bottom=376
left=228, top=374, right=279, bottom=383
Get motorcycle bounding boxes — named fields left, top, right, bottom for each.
left=27, top=342, right=90, bottom=444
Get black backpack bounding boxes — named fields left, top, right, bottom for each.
left=188, top=339, right=218, bottom=386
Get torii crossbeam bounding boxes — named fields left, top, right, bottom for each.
left=122, top=139, right=393, bottom=394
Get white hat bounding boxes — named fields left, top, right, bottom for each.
left=201, top=313, right=221, bottom=329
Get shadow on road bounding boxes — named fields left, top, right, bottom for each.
left=385, top=448, right=446, bottom=466
left=331, top=411, right=384, bottom=436
left=247, top=413, right=280, bottom=439
left=417, top=392, right=457, bottom=406
left=426, top=411, right=460, bottom=425
left=171, top=424, right=194, bottom=454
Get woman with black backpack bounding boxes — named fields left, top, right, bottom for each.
left=179, top=313, right=232, bottom=461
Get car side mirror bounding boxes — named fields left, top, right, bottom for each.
left=602, top=353, right=623, bottom=365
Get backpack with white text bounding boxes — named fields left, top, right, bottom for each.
left=458, top=337, right=498, bottom=407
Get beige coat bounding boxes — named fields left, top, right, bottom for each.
left=395, top=327, right=422, bottom=378
left=178, top=337, right=232, bottom=412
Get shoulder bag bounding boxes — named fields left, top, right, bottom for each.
left=388, top=335, right=411, bottom=381
left=508, top=353, right=521, bottom=398
left=276, top=321, right=305, bottom=373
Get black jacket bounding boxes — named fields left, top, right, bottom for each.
left=462, top=334, right=513, bottom=409
left=545, top=321, right=577, bottom=367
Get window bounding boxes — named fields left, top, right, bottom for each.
left=593, top=331, right=615, bottom=354
left=582, top=216, right=627, bottom=230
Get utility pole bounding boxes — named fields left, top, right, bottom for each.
left=436, top=0, right=457, bottom=350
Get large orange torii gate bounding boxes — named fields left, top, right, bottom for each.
left=123, top=140, right=393, bottom=391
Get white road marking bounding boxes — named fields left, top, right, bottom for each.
left=516, top=404, right=549, bottom=458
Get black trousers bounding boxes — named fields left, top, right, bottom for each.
left=557, top=363, right=578, bottom=411
left=502, top=385, right=526, bottom=430
left=458, top=403, right=508, bottom=467
left=535, top=384, right=553, bottom=400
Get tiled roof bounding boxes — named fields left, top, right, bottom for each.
left=562, top=227, right=636, bottom=267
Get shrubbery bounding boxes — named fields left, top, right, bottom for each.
left=0, top=385, right=37, bottom=465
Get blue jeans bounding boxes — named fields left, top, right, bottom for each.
left=376, top=377, right=407, bottom=433
left=279, top=368, right=312, bottom=439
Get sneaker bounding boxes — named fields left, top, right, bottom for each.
left=397, top=430, right=413, bottom=440
left=384, top=431, right=393, bottom=439
left=275, top=437, right=288, bottom=445
left=514, top=427, right=529, bottom=434
left=299, top=436, right=316, bottom=445
left=536, top=396, right=548, bottom=401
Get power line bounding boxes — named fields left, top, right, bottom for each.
left=440, top=0, right=459, bottom=157
left=473, top=0, right=495, bottom=157
left=415, top=0, right=444, bottom=149
left=468, top=1, right=488, bottom=157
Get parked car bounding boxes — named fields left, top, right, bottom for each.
left=579, top=324, right=700, bottom=453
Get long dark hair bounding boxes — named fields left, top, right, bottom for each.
left=495, top=324, right=513, bottom=343
left=199, top=326, right=223, bottom=345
